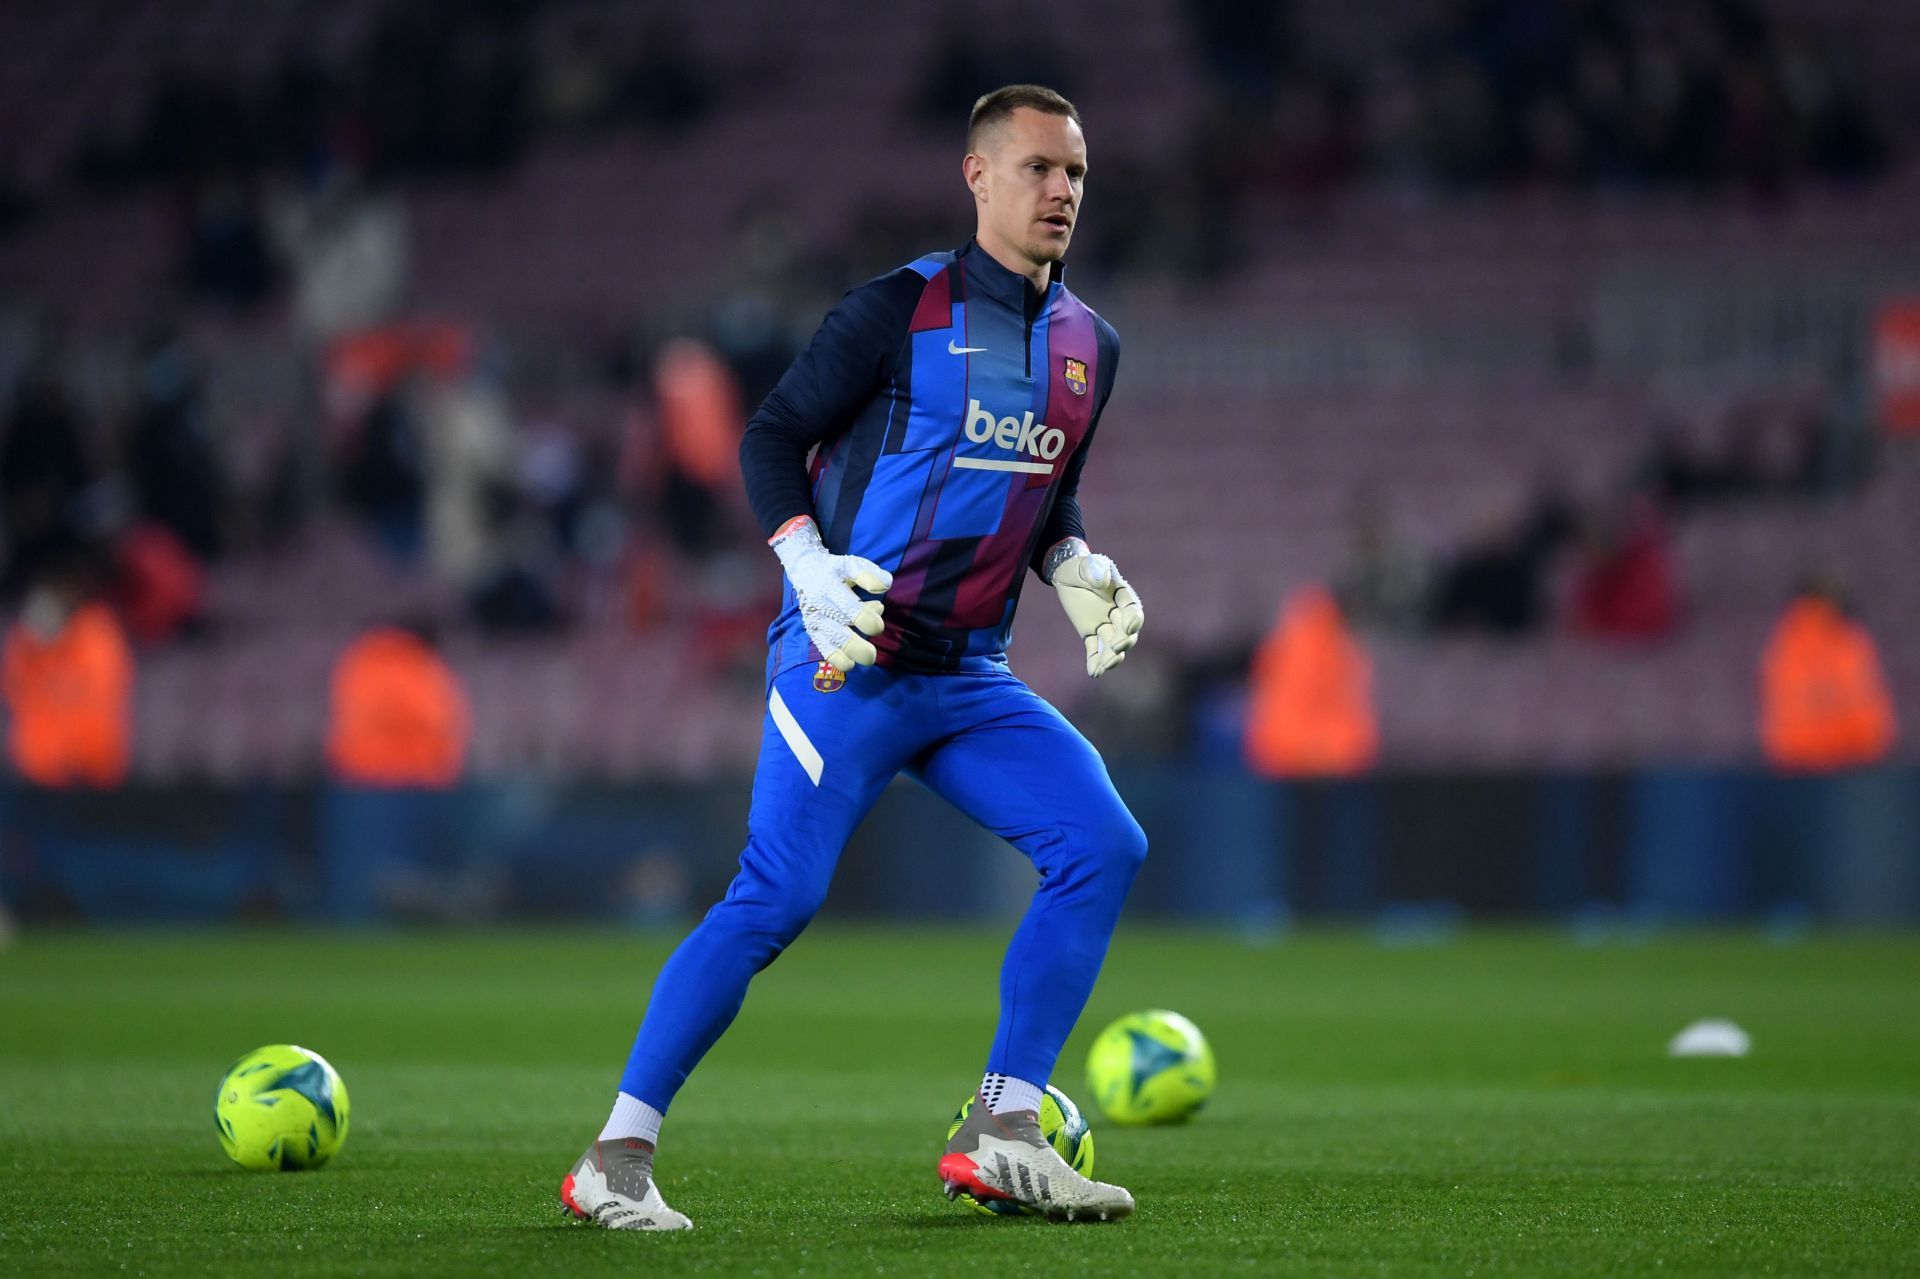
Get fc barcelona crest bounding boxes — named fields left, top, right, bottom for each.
left=1063, top=357, right=1088, bottom=396
left=813, top=661, right=846, bottom=693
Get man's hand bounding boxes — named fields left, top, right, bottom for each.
left=1049, top=542, right=1145, bottom=678
left=770, top=516, right=892, bottom=672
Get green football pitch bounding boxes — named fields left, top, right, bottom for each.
left=1, top=929, right=1915, bottom=1278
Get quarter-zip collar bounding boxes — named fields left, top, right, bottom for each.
left=958, top=236, right=1064, bottom=315
left=959, top=238, right=1062, bottom=380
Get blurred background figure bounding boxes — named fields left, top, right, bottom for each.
left=422, top=366, right=517, bottom=593
left=273, top=165, right=411, bottom=350
left=1244, top=585, right=1377, bottom=780
left=651, top=337, right=744, bottom=561
left=1333, top=491, right=1427, bottom=637
left=128, top=328, right=227, bottom=564
left=2, top=552, right=133, bottom=790
left=1, top=341, right=94, bottom=602
left=1759, top=577, right=1897, bottom=775
left=1427, top=484, right=1571, bottom=639
left=1567, top=492, right=1679, bottom=643
left=322, top=619, right=473, bottom=922
left=326, top=619, right=468, bottom=792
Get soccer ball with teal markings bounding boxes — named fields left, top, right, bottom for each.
left=215, top=1045, right=351, bottom=1171
left=1085, top=1009, right=1215, bottom=1125
left=945, top=1084, right=1096, bottom=1216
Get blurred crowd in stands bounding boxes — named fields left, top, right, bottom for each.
left=1011, top=0, right=1888, bottom=277
left=4, top=327, right=228, bottom=642
left=1335, top=388, right=1861, bottom=645
left=77, top=0, right=712, bottom=189
left=1190, top=0, right=1887, bottom=202
left=0, top=312, right=768, bottom=650
left=1, top=0, right=1890, bottom=306
left=63, top=0, right=717, bottom=316
left=0, top=0, right=1911, bottom=786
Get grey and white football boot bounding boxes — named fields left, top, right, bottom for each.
left=561, top=1138, right=693, bottom=1231
left=938, top=1093, right=1135, bottom=1222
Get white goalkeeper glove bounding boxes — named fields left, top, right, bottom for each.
left=1047, top=539, right=1145, bottom=678
left=770, top=516, right=892, bottom=673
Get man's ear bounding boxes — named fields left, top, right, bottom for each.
left=962, top=153, right=988, bottom=201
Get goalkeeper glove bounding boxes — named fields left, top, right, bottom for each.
left=770, top=516, right=892, bottom=672
left=1047, top=539, right=1145, bottom=678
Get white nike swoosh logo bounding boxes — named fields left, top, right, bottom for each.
left=948, top=340, right=988, bottom=355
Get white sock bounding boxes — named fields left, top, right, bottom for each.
left=980, top=1072, right=1045, bottom=1116
left=599, top=1092, right=665, bottom=1144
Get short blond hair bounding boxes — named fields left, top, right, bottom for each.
left=966, top=84, right=1082, bottom=154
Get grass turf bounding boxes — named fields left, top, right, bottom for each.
left=0, top=928, right=1915, bottom=1277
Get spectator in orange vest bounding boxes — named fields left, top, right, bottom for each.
left=654, top=337, right=744, bottom=556
left=2, top=559, right=133, bottom=788
left=1244, top=585, right=1379, bottom=778
left=1759, top=582, right=1897, bottom=772
left=326, top=621, right=469, bottom=789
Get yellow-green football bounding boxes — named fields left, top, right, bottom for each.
left=1086, top=1009, right=1215, bottom=1125
left=944, top=1085, right=1095, bottom=1216
left=215, top=1044, right=350, bottom=1171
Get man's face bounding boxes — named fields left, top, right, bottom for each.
left=967, top=107, right=1087, bottom=270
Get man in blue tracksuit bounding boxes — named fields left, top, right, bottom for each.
left=563, top=84, right=1147, bottom=1229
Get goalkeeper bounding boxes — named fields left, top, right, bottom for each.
left=564, top=84, right=1145, bottom=1229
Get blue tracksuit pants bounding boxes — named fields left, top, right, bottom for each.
left=617, top=660, right=1147, bottom=1109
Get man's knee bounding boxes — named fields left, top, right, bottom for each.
left=717, top=832, right=839, bottom=948
left=734, top=885, right=825, bottom=951
left=1073, top=807, right=1148, bottom=883
left=1111, top=812, right=1149, bottom=876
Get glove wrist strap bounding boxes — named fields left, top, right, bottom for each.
left=770, top=515, right=824, bottom=571
left=1041, top=537, right=1091, bottom=585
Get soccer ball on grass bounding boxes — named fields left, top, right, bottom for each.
left=215, top=1044, right=351, bottom=1171
left=1085, top=1009, right=1214, bottom=1125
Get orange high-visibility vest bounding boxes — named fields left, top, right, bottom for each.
left=1759, top=597, right=1897, bottom=772
left=1244, top=586, right=1379, bottom=778
left=656, top=338, right=743, bottom=490
left=326, top=629, right=469, bottom=788
left=2, top=603, right=134, bottom=787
